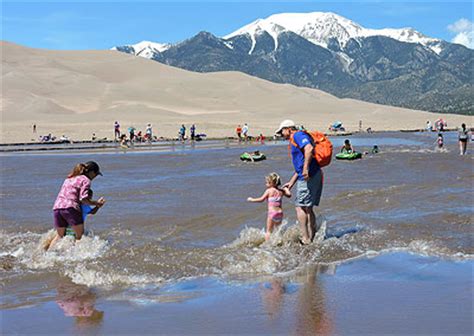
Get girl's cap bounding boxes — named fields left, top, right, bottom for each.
left=85, top=161, right=102, bottom=176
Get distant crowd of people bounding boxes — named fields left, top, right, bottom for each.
left=30, top=119, right=470, bottom=157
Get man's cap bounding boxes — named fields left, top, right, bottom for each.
left=85, top=161, right=102, bottom=176
left=275, top=119, right=296, bottom=135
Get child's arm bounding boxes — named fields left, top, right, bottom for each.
left=283, top=172, right=298, bottom=190
left=247, top=190, right=269, bottom=203
left=281, top=187, right=292, bottom=198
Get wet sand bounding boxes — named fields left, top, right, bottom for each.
left=1, top=131, right=473, bottom=334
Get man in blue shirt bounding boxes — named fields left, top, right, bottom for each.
left=276, top=120, right=323, bottom=245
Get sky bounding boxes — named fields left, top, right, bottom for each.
left=2, top=1, right=473, bottom=50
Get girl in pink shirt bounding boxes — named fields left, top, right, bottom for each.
left=47, top=161, right=105, bottom=250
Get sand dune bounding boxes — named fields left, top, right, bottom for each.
left=1, top=41, right=470, bottom=143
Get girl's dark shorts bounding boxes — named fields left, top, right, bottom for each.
left=53, top=208, right=83, bottom=228
left=459, top=138, right=468, bottom=143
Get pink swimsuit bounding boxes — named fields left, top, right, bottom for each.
left=268, top=192, right=283, bottom=223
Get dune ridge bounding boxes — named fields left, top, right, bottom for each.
left=1, top=41, right=470, bottom=143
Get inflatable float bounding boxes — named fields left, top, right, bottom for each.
left=335, top=152, right=362, bottom=160
left=240, top=152, right=266, bottom=162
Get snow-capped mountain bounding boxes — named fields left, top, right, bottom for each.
left=224, top=12, right=444, bottom=54
left=112, top=40, right=171, bottom=58
left=113, top=12, right=473, bottom=115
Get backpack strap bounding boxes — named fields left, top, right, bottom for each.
left=290, top=131, right=314, bottom=149
left=288, top=131, right=314, bottom=158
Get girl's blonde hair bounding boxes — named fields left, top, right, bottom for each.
left=266, top=172, right=281, bottom=187
left=68, top=163, right=86, bottom=178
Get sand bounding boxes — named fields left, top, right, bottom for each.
left=1, top=41, right=471, bottom=143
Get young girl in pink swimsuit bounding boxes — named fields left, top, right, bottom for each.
left=247, top=173, right=291, bottom=241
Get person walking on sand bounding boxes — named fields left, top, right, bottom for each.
left=33, top=124, right=37, bottom=133
left=128, top=126, right=136, bottom=142
left=179, top=124, right=186, bottom=142
left=247, top=173, right=291, bottom=241
left=114, top=121, right=121, bottom=140
left=236, top=125, right=242, bottom=141
left=458, top=123, right=469, bottom=155
left=276, top=120, right=323, bottom=245
left=426, top=120, right=432, bottom=132
left=145, top=123, right=153, bottom=142
left=242, top=123, right=249, bottom=142
left=190, top=124, right=196, bottom=141
left=47, top=161, right=105, bottom=250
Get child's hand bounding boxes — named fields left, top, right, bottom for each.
left=247, top=197, right=253, bottom=202
left=282, top=182, right=291, bottom=189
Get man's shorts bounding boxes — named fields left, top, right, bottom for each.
left=295, top=170, right=323, bottom=207
left=53, top=208, right=83, bottom=228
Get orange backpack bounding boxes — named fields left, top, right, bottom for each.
left=289, top=131, right=333, bottom=168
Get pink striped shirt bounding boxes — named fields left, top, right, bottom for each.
left=53, top=175, right=91, bottom=210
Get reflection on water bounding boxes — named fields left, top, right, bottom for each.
left=262, top=278, right=286, bottom=320
left=55, top=278, right=104, bottom=328
left=294, top=265, right=334, bottom=336
left=261, top=264, right=336, bottom=335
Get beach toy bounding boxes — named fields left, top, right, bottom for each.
left=335, top=152, right=362, bottom=160
left=240, top=152, right=266, bottom=162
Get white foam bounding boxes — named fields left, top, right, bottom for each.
left=65, top=264, right=164, bottom=287
left=0, top=230, right=109, bottom=270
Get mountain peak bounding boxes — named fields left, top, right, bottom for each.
left=112, top=40, right=171, bottom=58
left=224, top=11, right=443, bottom=54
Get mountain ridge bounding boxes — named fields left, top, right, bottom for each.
left=113, top=12, right=474, bottom=115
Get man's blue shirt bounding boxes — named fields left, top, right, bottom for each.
left=291, top=131, right=319, bottom=180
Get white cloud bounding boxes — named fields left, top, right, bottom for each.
left=447, top=18, right=473, bottom=48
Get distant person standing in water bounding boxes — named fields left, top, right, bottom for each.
left=458, top=123, right=469, bottom=155
left=276, top=120, right=323, bottom=245
left=436, top=133, right=444, bottom=150
left=47, top=161, right=105, bottom=250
